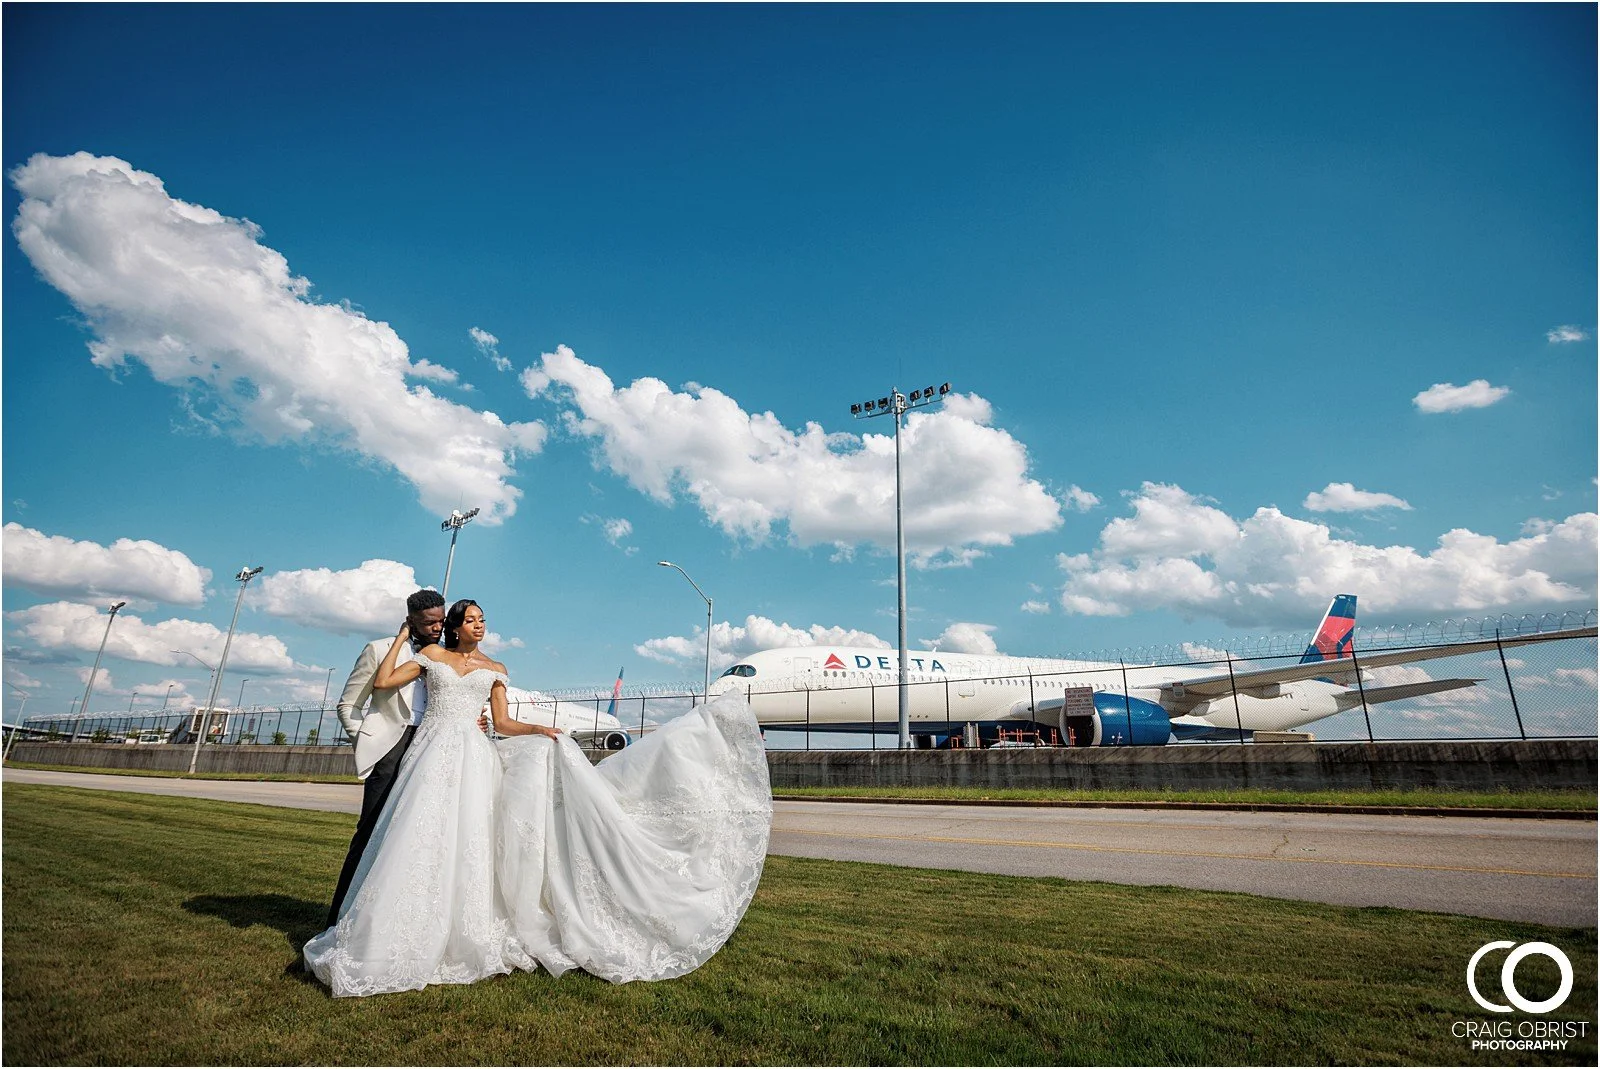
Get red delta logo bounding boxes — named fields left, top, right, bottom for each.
left=822, top=653, right=848, bottom=670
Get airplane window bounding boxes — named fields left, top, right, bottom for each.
left=720, top=664, right=758, bottom=678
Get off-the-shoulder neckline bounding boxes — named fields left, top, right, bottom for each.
left=415, top=649, right=507, bottom=681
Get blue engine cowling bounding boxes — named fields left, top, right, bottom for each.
left=1087, top=693, right=1173, bottom=746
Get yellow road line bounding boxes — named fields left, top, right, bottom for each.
left=773, top=826, right=1595, bottom=879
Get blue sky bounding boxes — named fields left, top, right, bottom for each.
left=3, top=3, right=1595, bottom=725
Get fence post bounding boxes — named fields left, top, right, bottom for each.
left=870, top=684, right=877, bottom=750
left=1494, top=629, right=1527, bottom=741
left=1119, top=659, right=1134, bottom=746
left=805, top=689, right=811, bottom=752
left=1347, top=640, right=1374, bottom=743
left=1224, top=654, right=1245, bottom=746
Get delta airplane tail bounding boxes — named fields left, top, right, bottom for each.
left=1299, top=594, right=1357, bottom=664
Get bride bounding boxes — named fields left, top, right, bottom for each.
left=304, top=598, right=771, bottom=997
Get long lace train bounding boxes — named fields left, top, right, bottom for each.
left=497, top=689, right=772, bottom=983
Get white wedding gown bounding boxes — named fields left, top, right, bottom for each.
left=304, top=654, right=529, bottom=997
left=496, top=689, right=772, bottom=983
left=305, top=656, right=771, bottom=996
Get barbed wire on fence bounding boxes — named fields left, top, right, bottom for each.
left=1059, top=608, right=1597, bottom=666
left=12, top=611, right=1595, bottom=749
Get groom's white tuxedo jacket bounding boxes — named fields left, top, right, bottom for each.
left=337, top=638, right=423, bottom=781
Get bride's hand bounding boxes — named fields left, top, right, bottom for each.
left=531, top=725, right=562, bottom=739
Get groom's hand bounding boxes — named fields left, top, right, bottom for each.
left=478, top=712, right=492, bottom=736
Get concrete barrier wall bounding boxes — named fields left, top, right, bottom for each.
left=766, top=739, right=1598, bottom=793
left=10, top=738, right=1596, bottom=793
left=7, top=742, right=359, bottom=778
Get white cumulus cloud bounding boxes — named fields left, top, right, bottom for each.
left=525, top=346, right=1062, bottom=567
left=1020, top=600, right=1051, bottom=615
left=4, top=666, right=43, bottom=689
left=132, top=678, right=196, bottom=705
left=470, top=326, right=512, bottom=372
left=927, top=622, right=999, bottom=655
left=3, top=523, right=210, bottom=606
left=256, top=559, right=422, bottom=636
left=635, top=614, right=890, bottom=669
left=1058, top=482, right=1597, bottom=627
left=1303, top=483, right=1413, bottom=513
left=1546, top=325, right=1589, bottom=344
left=10, top=153, right=546, bottom=524
left=1063, top=485, right=1101, bottom=512
left=1412, top=380, right=1510, bottom=414
left=407, top=359, right=459, bottom=385
left=6, top=601, right=299, bottom=673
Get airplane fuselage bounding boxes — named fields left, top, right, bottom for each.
left=707, top=646, right=1348, bottom=744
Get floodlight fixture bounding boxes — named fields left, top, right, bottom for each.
left=191, top=565, right=264, bottom=773
left=843, top=379, right=952, bottom=748
left=78, top=601, right=128, bottom=725
left=439, top=507, right=481, bottom=599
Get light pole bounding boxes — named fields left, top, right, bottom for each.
left=189, top=565, right=263, bottom=774
left=237, top=677, right=251, bottom=710
left=657, top=561, right=713, bottom=705
left=3, top=683, right=29, bottom=764
left=850, top=382, right=951, bottom=749
left=160, top=683, right=175, bottom=713
left=440, top=507, right=480, bottom=600
left=78, top=600, right=127, bottom=726
left=172, top=650, right=215, bottom=745
left=320, top=665, right=336, bottom=744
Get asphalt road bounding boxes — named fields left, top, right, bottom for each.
left=5, top=768, right=1593, bottom=927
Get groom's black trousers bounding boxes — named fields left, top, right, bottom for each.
left=325, top=726, right=417, bottom=928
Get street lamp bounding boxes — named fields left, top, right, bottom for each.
left=319, top=665, right=336, bottom=744
left=440, top=507, right=480, bottom=600
left=3, top=683, right=30, bottom=764
left=160, top=683, right=175, bottom=713
left=850, top=381, right=952, bottom=749
left=657, top=561, right=713, bottom=705
left=78, top=601, right=127, bottom=725
left=172, top=650, right=215, bottom=744
left=189, top=566, right=263, bottom=774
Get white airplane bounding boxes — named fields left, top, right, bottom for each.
left=502, top=681, right=632, bottom=751
left=706, top=595, right=1597, bottom=746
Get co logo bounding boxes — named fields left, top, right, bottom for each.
left=1467, top=941, right=1573, bottom=1014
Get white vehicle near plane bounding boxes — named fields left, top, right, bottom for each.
left=706, top=595, right=1597, bottom=746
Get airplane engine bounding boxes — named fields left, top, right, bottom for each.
left=1058, top=693, right=1172, bottom=746
left=598, top=730, right=630, bottom=751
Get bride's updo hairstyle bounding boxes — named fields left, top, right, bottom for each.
left=442, top=599, right=480, bottom=650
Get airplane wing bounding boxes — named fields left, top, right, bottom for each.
left=1333, top=678, right=1481, bottom=711
left=1154, top=626, right=1595, bottom=714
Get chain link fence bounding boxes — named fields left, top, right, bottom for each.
left=10, top=629, right=1593, bottom=755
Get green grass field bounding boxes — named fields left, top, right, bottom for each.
left=3, top=783, right=1594, bottom=1066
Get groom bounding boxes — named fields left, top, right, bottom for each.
left=323, top=588, right=447, bottom=927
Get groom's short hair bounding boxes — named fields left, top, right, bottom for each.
left=406, top=589, right=446, bottom=616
